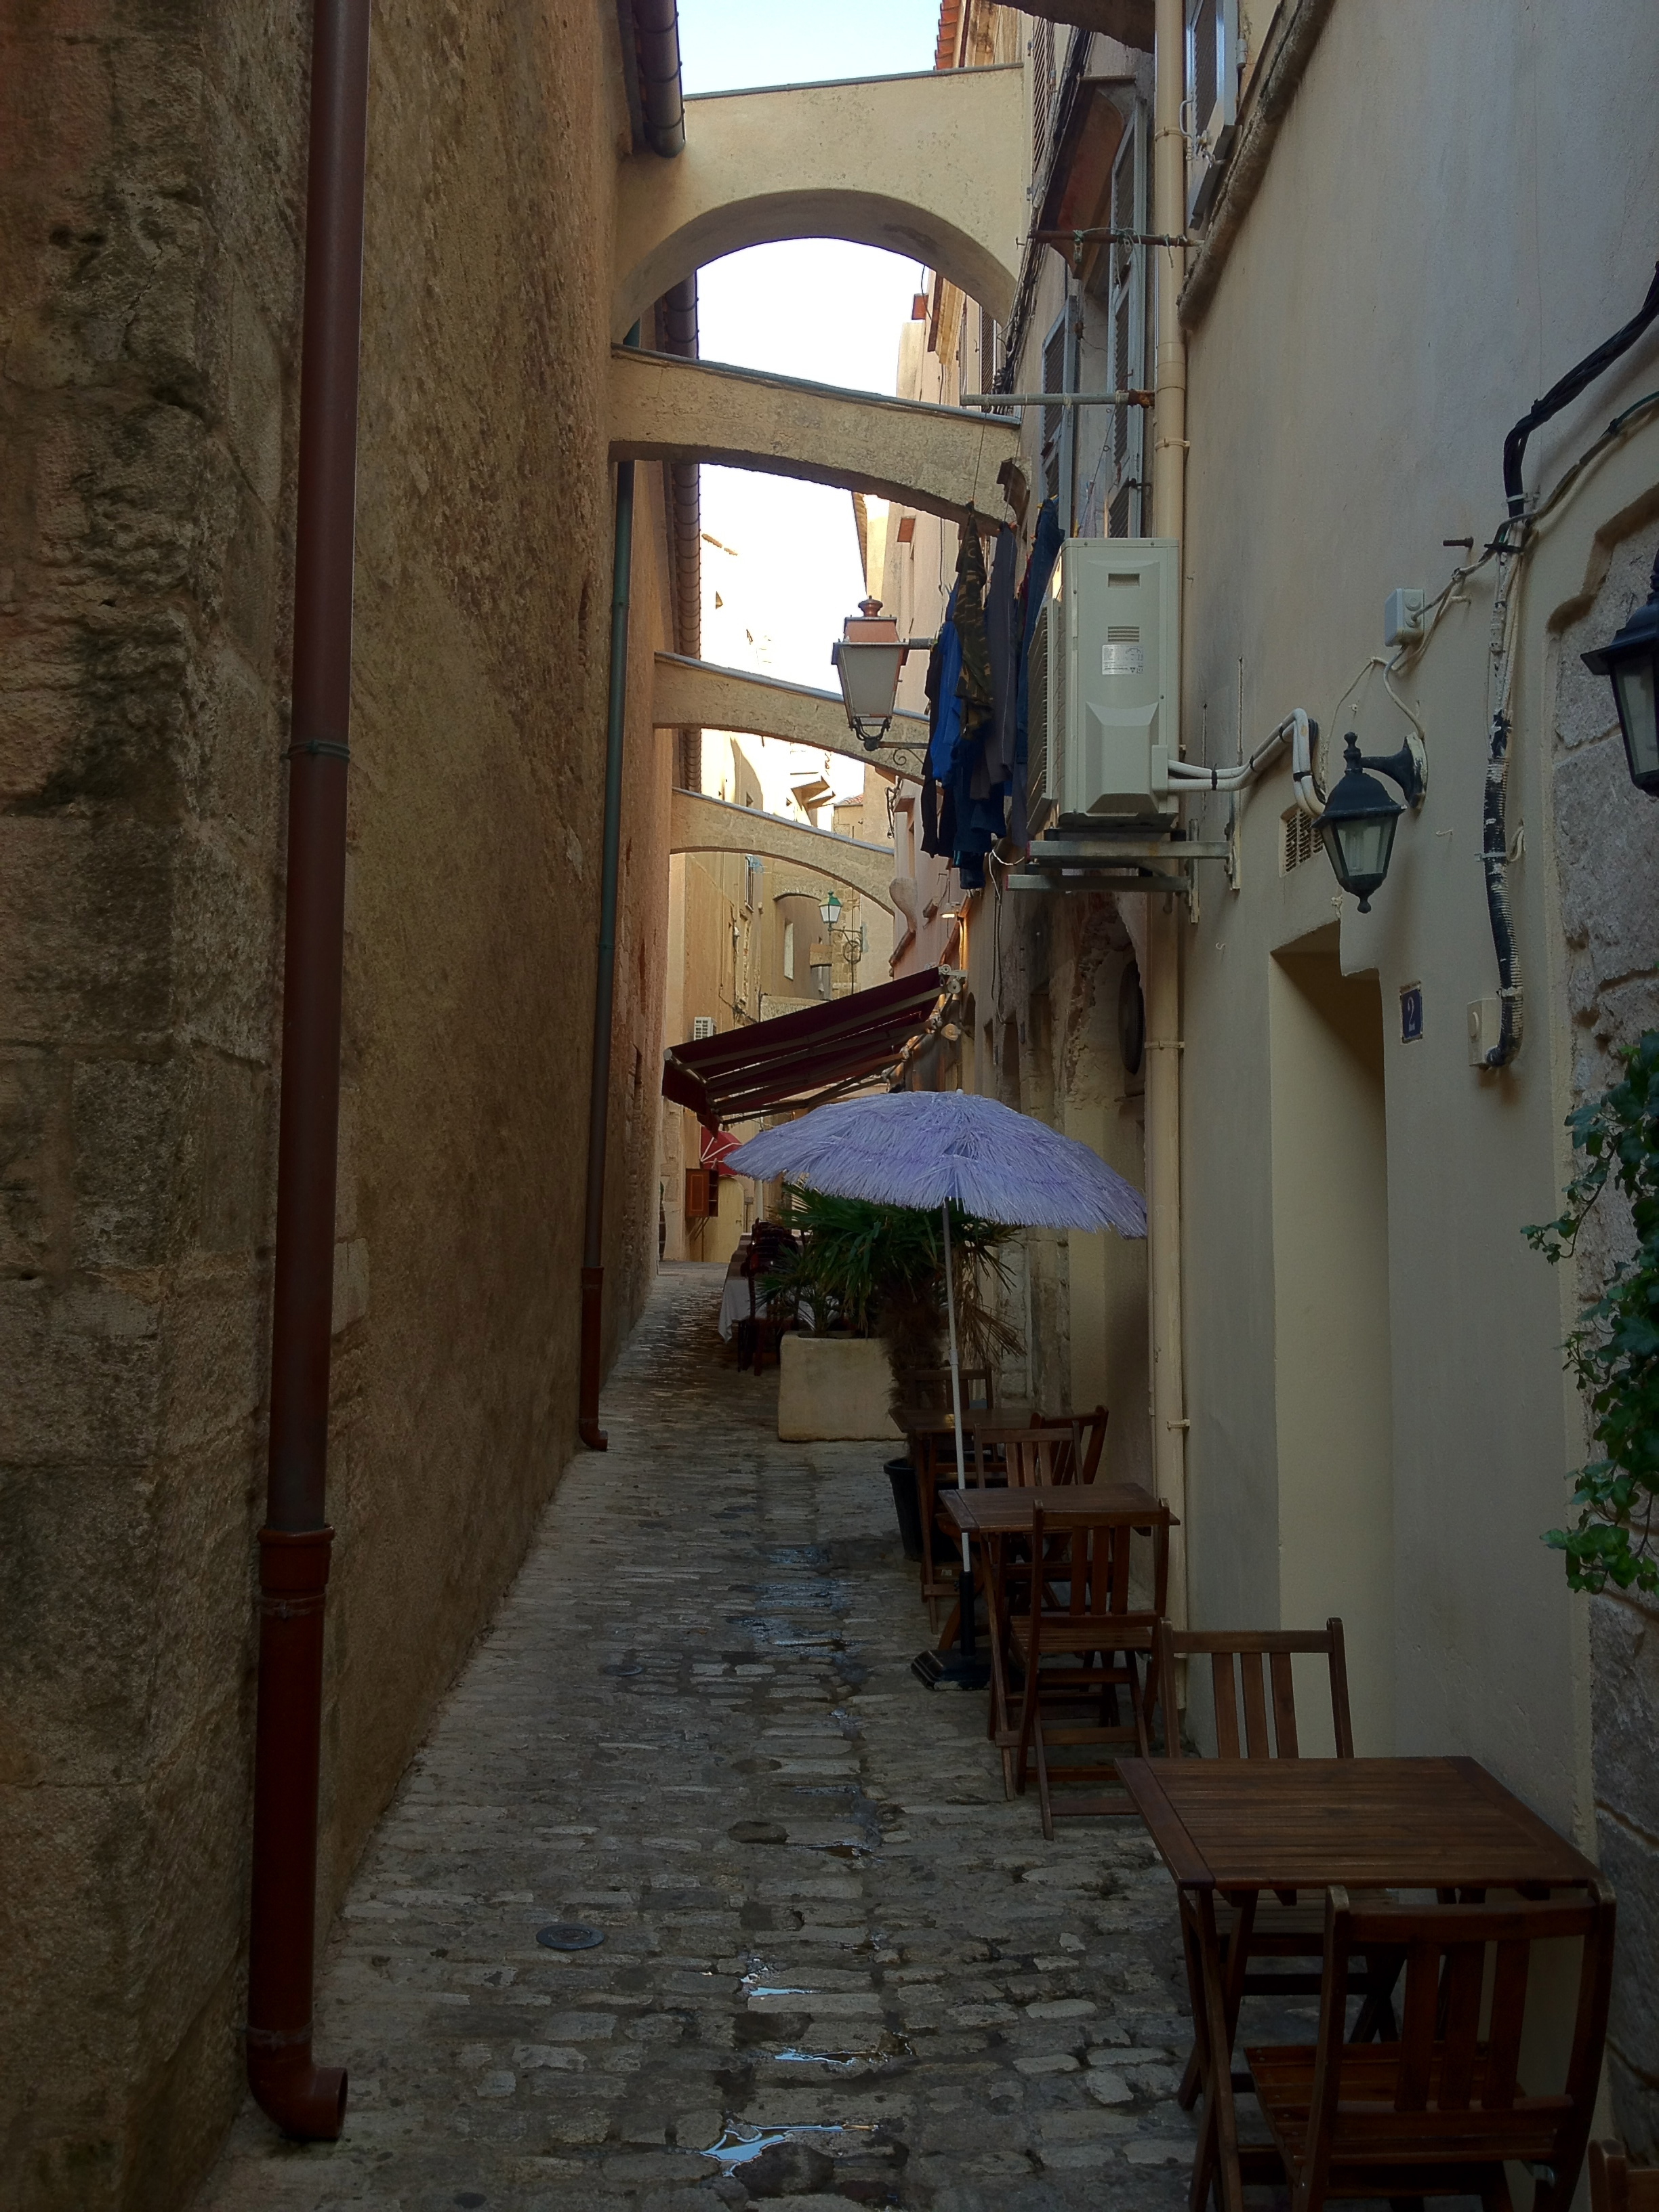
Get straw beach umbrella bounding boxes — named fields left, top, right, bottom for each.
left=725, top=1092, right=1147, bottom=1679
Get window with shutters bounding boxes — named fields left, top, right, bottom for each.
left=1103, top=109, right=1148, bottom=537
left=692, top=1015, right=716, bottom=1040
left=1042, top=316, right=1067, bottom=504
left=1185, top=0, right=1241, bottom=224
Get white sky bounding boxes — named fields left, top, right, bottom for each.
left=678, top=1, right=940, bottom=807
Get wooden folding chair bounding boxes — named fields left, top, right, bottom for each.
left=1000, top=1427, right=1076, bottom=1487
left=1035, top=1405, right=1109, bottom=1481
left=1591, top=2142, right=1659, bottom=2212
left=1006, top=1500, right=1170, bottom=1838
left=910, top=1364, right=993, bottom=1412
left=1158, top=1618, right=1409, bottom=2112
left=734, top=1262, right=788, bottom=1372
left=1246, top=1883, right=1617, bottom=2212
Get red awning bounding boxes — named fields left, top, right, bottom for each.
left=663, top=969, right=943, bottom=1129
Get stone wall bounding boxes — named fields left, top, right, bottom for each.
left=1551, top=513, right=1659, bottom=2158
left=0, top=1, right=669, bottom=2204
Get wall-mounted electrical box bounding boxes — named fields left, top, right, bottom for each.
left=1384, top=587, right=1427, bottom=648
left=1027, top=537, right=1181, bottom=828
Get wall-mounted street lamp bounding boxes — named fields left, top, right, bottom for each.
left=819, top=889, right=843, bottom=929
left=832, top=598, right=935, bottom=749
left=1582, top=548, right=1659, bottom=795
left=1318, top=733, right=1427, bottom=912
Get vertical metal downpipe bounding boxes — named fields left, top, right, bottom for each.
left=579, top=327, right=642, bottom=1448
left=579, top=1, right=685, bottom=1444
left=245, top=0, right=369, bottom=2139
left=1145, top=0, right=1190, bottom=1621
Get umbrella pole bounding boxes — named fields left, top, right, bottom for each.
left=942, top=1204, right=975, bottom=1660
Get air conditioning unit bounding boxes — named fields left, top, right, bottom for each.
left=1027, top=538, right=1179, bottom=828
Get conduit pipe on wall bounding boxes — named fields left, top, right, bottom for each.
left=579, top=325, right=642, bottom=1450
left=633, top=0, right=686, bottom=157
left=1145, top=0, right=1189, bottom=1619
left=580, top=0, right=687, bottom=1443
left=246, top=0, right=370, bottom=2141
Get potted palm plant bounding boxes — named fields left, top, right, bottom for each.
left=766, top=1187, right=1021, bottom=1549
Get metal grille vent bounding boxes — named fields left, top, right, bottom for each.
left=1281, top=806, right=1319, bottom=874
left=1051, top=597, right=1068, bottom=804
left=1028, top=609, right=1051, bottom=806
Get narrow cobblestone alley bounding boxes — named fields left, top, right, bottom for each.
left=199, top=1265, right=1197, bottom=2211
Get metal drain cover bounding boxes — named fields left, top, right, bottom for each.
left=536, top=1922, right=605, bottom=1951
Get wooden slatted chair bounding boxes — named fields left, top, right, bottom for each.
left=1157, top=1620, right=1408, bottom=2111
left=1036, top=1405, right=1109, bottom=1481
left=909, top=1364, right=994, bottom=1412
left=1159, top=1618, right=1355, bottom=1761
left=1245, top=1883, right=1617, bottom=2212
left=1592, top=2142, right=1659, bottom=2212
left=1007, top=1499, right=1170, bottom=1838
left=1000, top=1427, right=1076, bottom=1488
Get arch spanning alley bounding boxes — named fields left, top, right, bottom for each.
left=653, top=654, right=927, bottom=782
left=613, top=66, right=1026, bottom=341
left=611, top=349, right=1023, bottom=527
left=670, top=790, right=897, bottom=914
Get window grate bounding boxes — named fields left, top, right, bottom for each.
left=1280, top=806, right=1319, bottom=874
left=1032, top=20, right=1055, bottom=176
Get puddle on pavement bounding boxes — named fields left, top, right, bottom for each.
left=771, top=2031, right=914, bottom=2072
left=699, top=2121, right=874, bottom=2175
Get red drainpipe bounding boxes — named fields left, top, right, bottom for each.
left=245, top=0, right=371, bottom=2139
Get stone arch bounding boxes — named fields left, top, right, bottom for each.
left=653, top=653, right=927, bottom=781
left=670, top=790, right=897, bottom=914
left=613, top=67, right=1026, bottom=342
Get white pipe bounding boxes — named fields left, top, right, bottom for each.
left=1290, top=708, right=1326, bottom=819
left=1145, top=0, right=1189, bottom=1624
left=1164, top=710, right=1305, bottom=791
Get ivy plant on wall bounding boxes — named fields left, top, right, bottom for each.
left=1527, top=1029, right=1659, bottom=1593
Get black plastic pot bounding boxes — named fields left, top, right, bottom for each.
left=884, top=1458, right=924, bottom=1561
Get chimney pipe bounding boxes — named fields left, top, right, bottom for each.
left=245, top=0, right=370, bottom=2137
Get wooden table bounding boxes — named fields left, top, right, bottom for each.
left=943, top=1485, right=1173, bottom=1791
left=945, top=1481, right=1163, bottom=1532
left=1116, top=1754, right=1603, bottom=2212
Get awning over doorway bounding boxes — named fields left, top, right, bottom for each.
left=663, top=969, right=944, bottom=1129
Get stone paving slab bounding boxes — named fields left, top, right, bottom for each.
left=195, top=1264, right=1203, bottom=2211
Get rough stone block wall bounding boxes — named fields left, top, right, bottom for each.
left=1, top=2, right=306, bottom=2199
left=1551, top=512, right=1659, bottom=2159
left=0, top=1, right=670, bottom=2204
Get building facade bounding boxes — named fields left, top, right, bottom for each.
left=883, top=0, right=1659, bottom=2150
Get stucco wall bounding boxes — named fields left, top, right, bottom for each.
left=0, top=2, right=668, bottom=2204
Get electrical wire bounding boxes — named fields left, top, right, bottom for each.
left=1503, top=264, right=1659, bottom=516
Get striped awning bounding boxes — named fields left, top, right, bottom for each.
left=662, top=969, right=944, bottom=1130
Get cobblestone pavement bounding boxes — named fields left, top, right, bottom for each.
left=198, top=1263, right=1200, bottom=2211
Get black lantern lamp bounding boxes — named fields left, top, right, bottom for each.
left=1582, top=547, right=1659, bottom=795
left=832, top=598, right=907, bottom=748
left=1318, top=733, right=1426, bottom=912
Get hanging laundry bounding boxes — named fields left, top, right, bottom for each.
left=984, top=525, right=1019, bottom=791
left=920, top=582, right=962, bottom=859
left=944, top=522, right=1004, bottom=890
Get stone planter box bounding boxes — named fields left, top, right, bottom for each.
left=777, top=1335, right=901, bottom=1442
